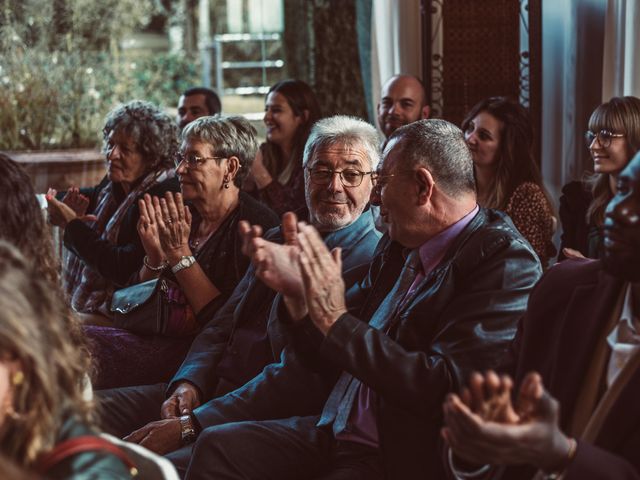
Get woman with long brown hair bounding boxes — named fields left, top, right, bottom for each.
left=559, top=96, right=640, bottom=260
left=462, top=96, right=556, bottom=266
left=0, top=241, right=133, bottom=478
left=244, top=79, right=322, bottom=216
left=0, top=153, right=86, bottom=355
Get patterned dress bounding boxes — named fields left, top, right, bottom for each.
left=505, top=182, right=557, bottom=267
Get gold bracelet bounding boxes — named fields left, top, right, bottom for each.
left=143, top=255, right=168, bottom=272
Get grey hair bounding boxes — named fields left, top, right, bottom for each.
left=303, top=115, right=381, bottom=171
left=181, top=115, right=258, bottom=187
left=388, top=119, right=476, bottom=197
left=102, top=100, right=180, bottom=170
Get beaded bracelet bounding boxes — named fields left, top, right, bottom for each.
left=143, top=255, right=169, bottom=272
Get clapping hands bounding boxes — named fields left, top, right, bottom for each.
left=442, top=371, right=573, bottom=472
left=46, top=187, right=95, bottom=227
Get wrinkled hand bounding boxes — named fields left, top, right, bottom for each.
left=123, top=418, right=182, bottom=455
left=137, top=194, right=164, bottom=262
left=442, top=371, right=572, bottom=472
left=297, top=222, right=347, bottom=335
left=61, top=187, right=90, bottom=216
left=46, top=188, right=96, bottom=227
left=155, top=192, right=192, bottom=262
left=160, top=382, right=202, bottom=419
left=239, top=212, right=305, bottom=300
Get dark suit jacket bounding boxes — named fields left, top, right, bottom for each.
left=170, top=209, right=381, bottom=401
left=500, top=259, right=640, bottom=479
left=187, top=208, right=542, bottom=479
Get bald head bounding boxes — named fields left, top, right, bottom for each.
left=377, top=74, right=430, bottom=138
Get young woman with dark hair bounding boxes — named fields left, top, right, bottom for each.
left=462, top=96, right=556, bottom=266
left=244, top=79, right=322, bottom=216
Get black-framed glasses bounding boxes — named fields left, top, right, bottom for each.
left=306, top=167, right=374, bottom=187
left=176, top=152, right=225, bottom=169
left=585, top=130, right=625, bottom=149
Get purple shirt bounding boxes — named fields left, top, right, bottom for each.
left=336, top=205, right=479, bottom=448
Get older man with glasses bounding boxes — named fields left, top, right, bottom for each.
left=98, top=116, right=382, bottom=457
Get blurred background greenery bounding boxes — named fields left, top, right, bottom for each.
left=0, top=0, right=201, bottom=150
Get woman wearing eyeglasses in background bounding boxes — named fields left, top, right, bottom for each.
left=86, top=116, right=278, bottom=389
left=558, top=96, right=640, bottom=260
left=243, top=79, right=322, bottom=217
left=462, top=96, right=557, bottom=267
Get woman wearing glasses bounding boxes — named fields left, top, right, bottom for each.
left=46, top=100, right=181, bottom=325
left=462, top=96, right=557, bottom=267
left=559, top=96, right=640, bottom=260
left=244, top=79, right=322, bottom=217
left=87, top=116, right=278, bottom=388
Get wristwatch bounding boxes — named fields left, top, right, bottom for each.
left=179, top=414, right=197, bottom=444
left=171, top=255, right=196, bottom=274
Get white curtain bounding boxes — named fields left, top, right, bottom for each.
left=602, top=0, right=640, bottom=99
left=540, top=0, right=607, bottom=209
left=371, top=0, right=423, bottom=114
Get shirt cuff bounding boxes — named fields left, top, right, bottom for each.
left=448, top=447, right=491, bottom=479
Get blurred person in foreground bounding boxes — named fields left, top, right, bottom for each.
left=0, top=241, right=133, bottom=478
left=443, top=150, right=640, bottom=479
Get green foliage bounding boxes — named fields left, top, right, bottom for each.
left=0, top=0, right=199, bottom=151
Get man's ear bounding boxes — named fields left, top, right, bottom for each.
left=421, top=104, right=431, bottom=120
left=302, top=109, right=310, bottom=123
left=415, top=167, right=434, bottom=205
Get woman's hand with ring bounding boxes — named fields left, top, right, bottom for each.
left=137, top=194, right=165, bottom=264
left=155, top=191, right=192, bottom=262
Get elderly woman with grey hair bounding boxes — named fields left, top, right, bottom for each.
left=47, top=100, right=181, bottom=324
left=86, top=115, right=279, bottom=389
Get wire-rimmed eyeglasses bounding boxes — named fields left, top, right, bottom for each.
left=306, top=167, right=374, bottom=187
left=176, top=152, right=226, bottom=169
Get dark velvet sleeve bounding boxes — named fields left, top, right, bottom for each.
left=558, top=181, right=592, bottom=261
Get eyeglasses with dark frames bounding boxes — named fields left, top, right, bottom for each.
left=176, top=152, right=226, bottom=169
left=585, top=130, right=625, bottom=149
left=306, top=167, right=374, bottom=187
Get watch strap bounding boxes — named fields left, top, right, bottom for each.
left=171, top=255, right=196, bottom=275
